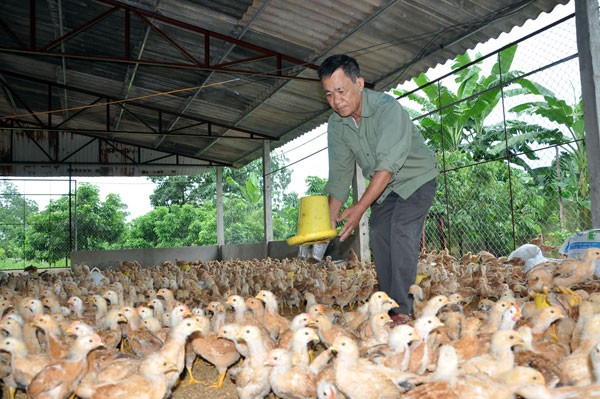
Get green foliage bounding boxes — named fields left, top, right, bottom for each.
left=434, top=151, right=544, bottom=255
left=0, top=181, right=39, bottom=259
left=22, top=184, right=127, bottom=264
left=124, top=203, right=217, bottom=248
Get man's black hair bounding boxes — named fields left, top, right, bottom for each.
left=318, top=54, right=361, bottom=82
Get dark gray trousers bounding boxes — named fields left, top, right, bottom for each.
left=369, top=179, right=436, bottom=314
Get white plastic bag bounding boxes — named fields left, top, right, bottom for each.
left=508, top=243, right=547, bottom=272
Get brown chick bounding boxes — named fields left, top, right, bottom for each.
left=226, top=294, right=257, bottom=325
left=359, top=312, right=393, bottom=352
left=266, top=348, right=317, bottom=399
left=367, top=324, right=420, bottom=371
left=553, top=248, right=600, bottom=289
left=81, top=316, right=204, bottom=394
left=348, top=291, right=396, bottom=335
left=408, top=284, right=427, bottom=316
left=417, top=295, right=449, bottom=318
left=526, top=261, right=557, bottom=292
left=558, top=312, right=600, bottom=386
left=460, top=329, right=525, bottom=379
left=408, top=316, right=444, bottom=375
left=312, top=314, right=356, bottom=348
left=513, top=325, right=567, bottom=388
left=0, top=336, right=52, bottom=399
left=27, top=333, right=104, bottom=399
left=217, top=323, right=249, bottom=358
left=118, top=306, right=163, bottom=356
left=156, top=288, right=177, bottom=313
left=330, top=335, right=411, bottom=399
left=76, top=352, right=177, bottom=399
left=31, top=314, right=71, bottom=360
left=278, top=312, right=314, bottom=350
left=187, top=314, right=241, bottom=388
left=522, top=305, right=568, bottom=361
left=480, top=299, right=516, bottom=334
left=255, top=290, right=291, bottom=341
left=399, top=344, right=460, bottom=399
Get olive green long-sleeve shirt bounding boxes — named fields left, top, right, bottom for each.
left=324, top=89, right=438, bottom=204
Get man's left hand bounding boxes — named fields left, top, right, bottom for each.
left=337, top=203, right=367, bottom=241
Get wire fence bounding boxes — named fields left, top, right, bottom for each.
left=409, top=13, right=589, bottom=257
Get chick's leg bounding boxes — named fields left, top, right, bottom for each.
left=184, top=366, right=203, bottom=385
left=210, top=372, right=227, bottom=388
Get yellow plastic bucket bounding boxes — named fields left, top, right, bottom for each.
left=286, top=195, right=338, bottom=246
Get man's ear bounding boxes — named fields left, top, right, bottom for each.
left=357, top=76, right=365, bottom=91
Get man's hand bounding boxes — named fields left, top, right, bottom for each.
left=337, top=203, right=367, bottom=241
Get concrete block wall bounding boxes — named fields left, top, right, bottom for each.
left=71, top=236, right=358, bottom=270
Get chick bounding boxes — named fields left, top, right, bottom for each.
left=553, top=248, right=600, bottom=291
left=366, top=324, right=420, bottom=372
left=312, top=314, right=356, bottom=347
left=558, top=313, right=600, bottom=386
left=76, top=352, right=177, bottom=399
left=187, top=314, right=241, bottom=388
left=0, top=337, right=52, bottom=399
left=265, top=348, right=317, bottom=399
left=289, top=327, right=320, bottom=367
left=460, top=329, right=525, bottom=379
left=231, top=325, right=271, bottom=399
left=255, top=290, right=291, bottom=341
left=330, top=335, right=409, bottom=399
left=359, top=312, right=393, bottom=351
left=27, top=333, right=104, bottom=399
left=408, top=316, right=443, bottom=375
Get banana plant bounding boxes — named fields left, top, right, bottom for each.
left=393, top=44, right=566, bottom=161
left=226, top=172, right=262, bottom=209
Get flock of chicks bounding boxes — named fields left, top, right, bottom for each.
left=0, top=244, right=600, bottom=399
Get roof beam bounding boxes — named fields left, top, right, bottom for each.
left=0, top=69, right=278, bottom=141
left=0, top=0, right=321, bottom=80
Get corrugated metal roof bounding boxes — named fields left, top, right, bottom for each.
left=0, top=0, right=570, bottom=176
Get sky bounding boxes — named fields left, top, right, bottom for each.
left=3, top=1, right=576, bottom=221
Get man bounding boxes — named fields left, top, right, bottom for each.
left=318, top=54, right=438, bottom=325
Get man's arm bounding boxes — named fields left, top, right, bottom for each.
left=335, top=170, right=392, bottom=241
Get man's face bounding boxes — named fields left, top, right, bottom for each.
left=321, top=68, right=364, bottom=119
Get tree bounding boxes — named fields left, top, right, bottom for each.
left=125, top=202, right=217, bottom=248
left=23, top=184, right=128, bottom=263
left=0, top=181, right=39, bottom=259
